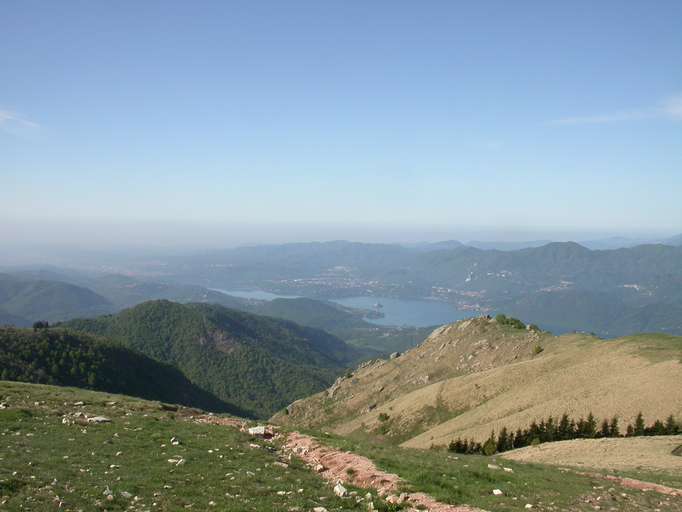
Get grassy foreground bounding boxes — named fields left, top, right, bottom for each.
left=308, top=429, right=682, bottom=512
left=0, top=381, right=371, bottom=511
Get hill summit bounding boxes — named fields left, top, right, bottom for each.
left=274, top=315, right=682, bottom=448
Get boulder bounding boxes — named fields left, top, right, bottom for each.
left=333, top=483, right=348, bottom=498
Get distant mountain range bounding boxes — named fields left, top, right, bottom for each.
left=3, top=234, right=682, bottom=340
left=159, top=239, right=682, bottom=337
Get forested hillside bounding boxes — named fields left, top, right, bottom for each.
left=0, top=273, right=112, bottom=324
left=0, top=327, right=241, bottom=414
left=64, top=300, right=363, bottom=417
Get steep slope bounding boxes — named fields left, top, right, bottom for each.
left=274, top=316, right=682, bottom=449
left=0, top=273, right=112, bottom=323
left=0, top=327, right=241, bottom=413
left=64, top=300, right=363, bottom=417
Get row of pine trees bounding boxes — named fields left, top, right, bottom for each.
left=448, top=412, right=681, bottom=456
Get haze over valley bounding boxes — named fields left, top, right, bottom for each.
left=2, top=2, right=681, bottom=511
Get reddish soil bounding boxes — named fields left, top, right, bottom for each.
left=283, top=431, right=485, bottom=512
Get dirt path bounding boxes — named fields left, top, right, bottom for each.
left=196, top=415, right=682, bottom=510
left=282, top=431, right=485, bottom=512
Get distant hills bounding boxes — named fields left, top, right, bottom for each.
left=165, top=239, right=682, bottom=337
left=3, top=235, right=682, bottom=340
left=275, top=316, right=682, bottom=447
left=0, top=273, right=112, bottom=326
left=0, top=326, right=241, bottom=414
left=64, top=300, right=364, bottom=417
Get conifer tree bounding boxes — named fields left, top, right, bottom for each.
left=599, top=418, right=610, bottom=438
left=609, top=416, right=620, bottom=437
left=665, top=415, right=678, bottom=435
left=558, top=413, right=571, bottom=440
left=585, top=412, right=597, bottom=438
left=634, top=412, right=645, bottom=436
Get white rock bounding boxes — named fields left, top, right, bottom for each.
left=87, top=416, right=111, bottom=424
left=334, top=483, right=347, bottom=497
left=525, top=505, right=533, bottom=509
left=492, top=489, right=503, bottom=496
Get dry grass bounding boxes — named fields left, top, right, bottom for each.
left=501, top=435, right=682, bottom=473
left=275, top=317, right=682, bottom=453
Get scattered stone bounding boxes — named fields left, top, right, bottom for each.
left=503, top=467, right=514, bottom=473
left=525, top=505, right=533, bottom=509
left=248, top=425, right=267, bottom=436
left=87, top=416, right=111, bottom=424
left=312, top=507, right=328, bottom=512
left=492, top=489, right=504, bottom=496
left=389, top=352, right=401, bottom=359
left=314, top=463, right=325, bottom=473
left=487, top=463, right=501, bottom=470
left=170, top=437, right=181, bottom=446
left=334, top=482, right=348, bottom=497
left=120, top=491, right=133, bottom=499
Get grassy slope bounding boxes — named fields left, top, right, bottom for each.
left=2, top=381, right=680, bottom=512
left=0, top=381, right=374, bottom=512
left=501, top=436, right=682, bottom=488
left=297, top=429, right=682, bottom=512
left=276, top=317, right=682, bottom=449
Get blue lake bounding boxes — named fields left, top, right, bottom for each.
left=331, top=296, right=469, bottom=327
left=216, top=289, right=469, bottom=327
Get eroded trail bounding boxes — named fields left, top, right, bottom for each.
left=282, top=431, right=485, bottom=512
left=195, top=415, right=682, bottom=511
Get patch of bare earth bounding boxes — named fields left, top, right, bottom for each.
left=282, top=432, right=485, bottom=512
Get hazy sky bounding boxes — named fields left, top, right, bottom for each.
left=2, top=1, right=681, bottom=248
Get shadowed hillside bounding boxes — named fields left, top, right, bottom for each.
left=64, top=300, right=365, bottom=417
left=0, top=327, right=241, bottom=414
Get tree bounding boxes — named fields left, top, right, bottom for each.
left=599, top=418, right=610, bottom=438
left=32, top=321, right=49, bottom=331
left=585, top=413, right=597, bottom=438
left=651, top=419, right=666, bottom=436
left=609, top=416, right=620, bottom=437
left=497, top=427, right=512, bottom=452
left=483, top=431, right=497, bottom=456
left=634, top=412, right=645, bottom=436
left=558, top=413, right=571, bottom=440
left=665, top=415, right=678, bottom=435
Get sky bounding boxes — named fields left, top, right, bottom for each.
left=2, top=1, right=682, bottom=251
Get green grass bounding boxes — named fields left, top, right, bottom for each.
left=0, top=381, right=373, bottom=511
left=615, top=333, right=682, bottom=363
left=602, top=467, right=682, bottom=490
left=303, top=429, right=682, bottom=512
